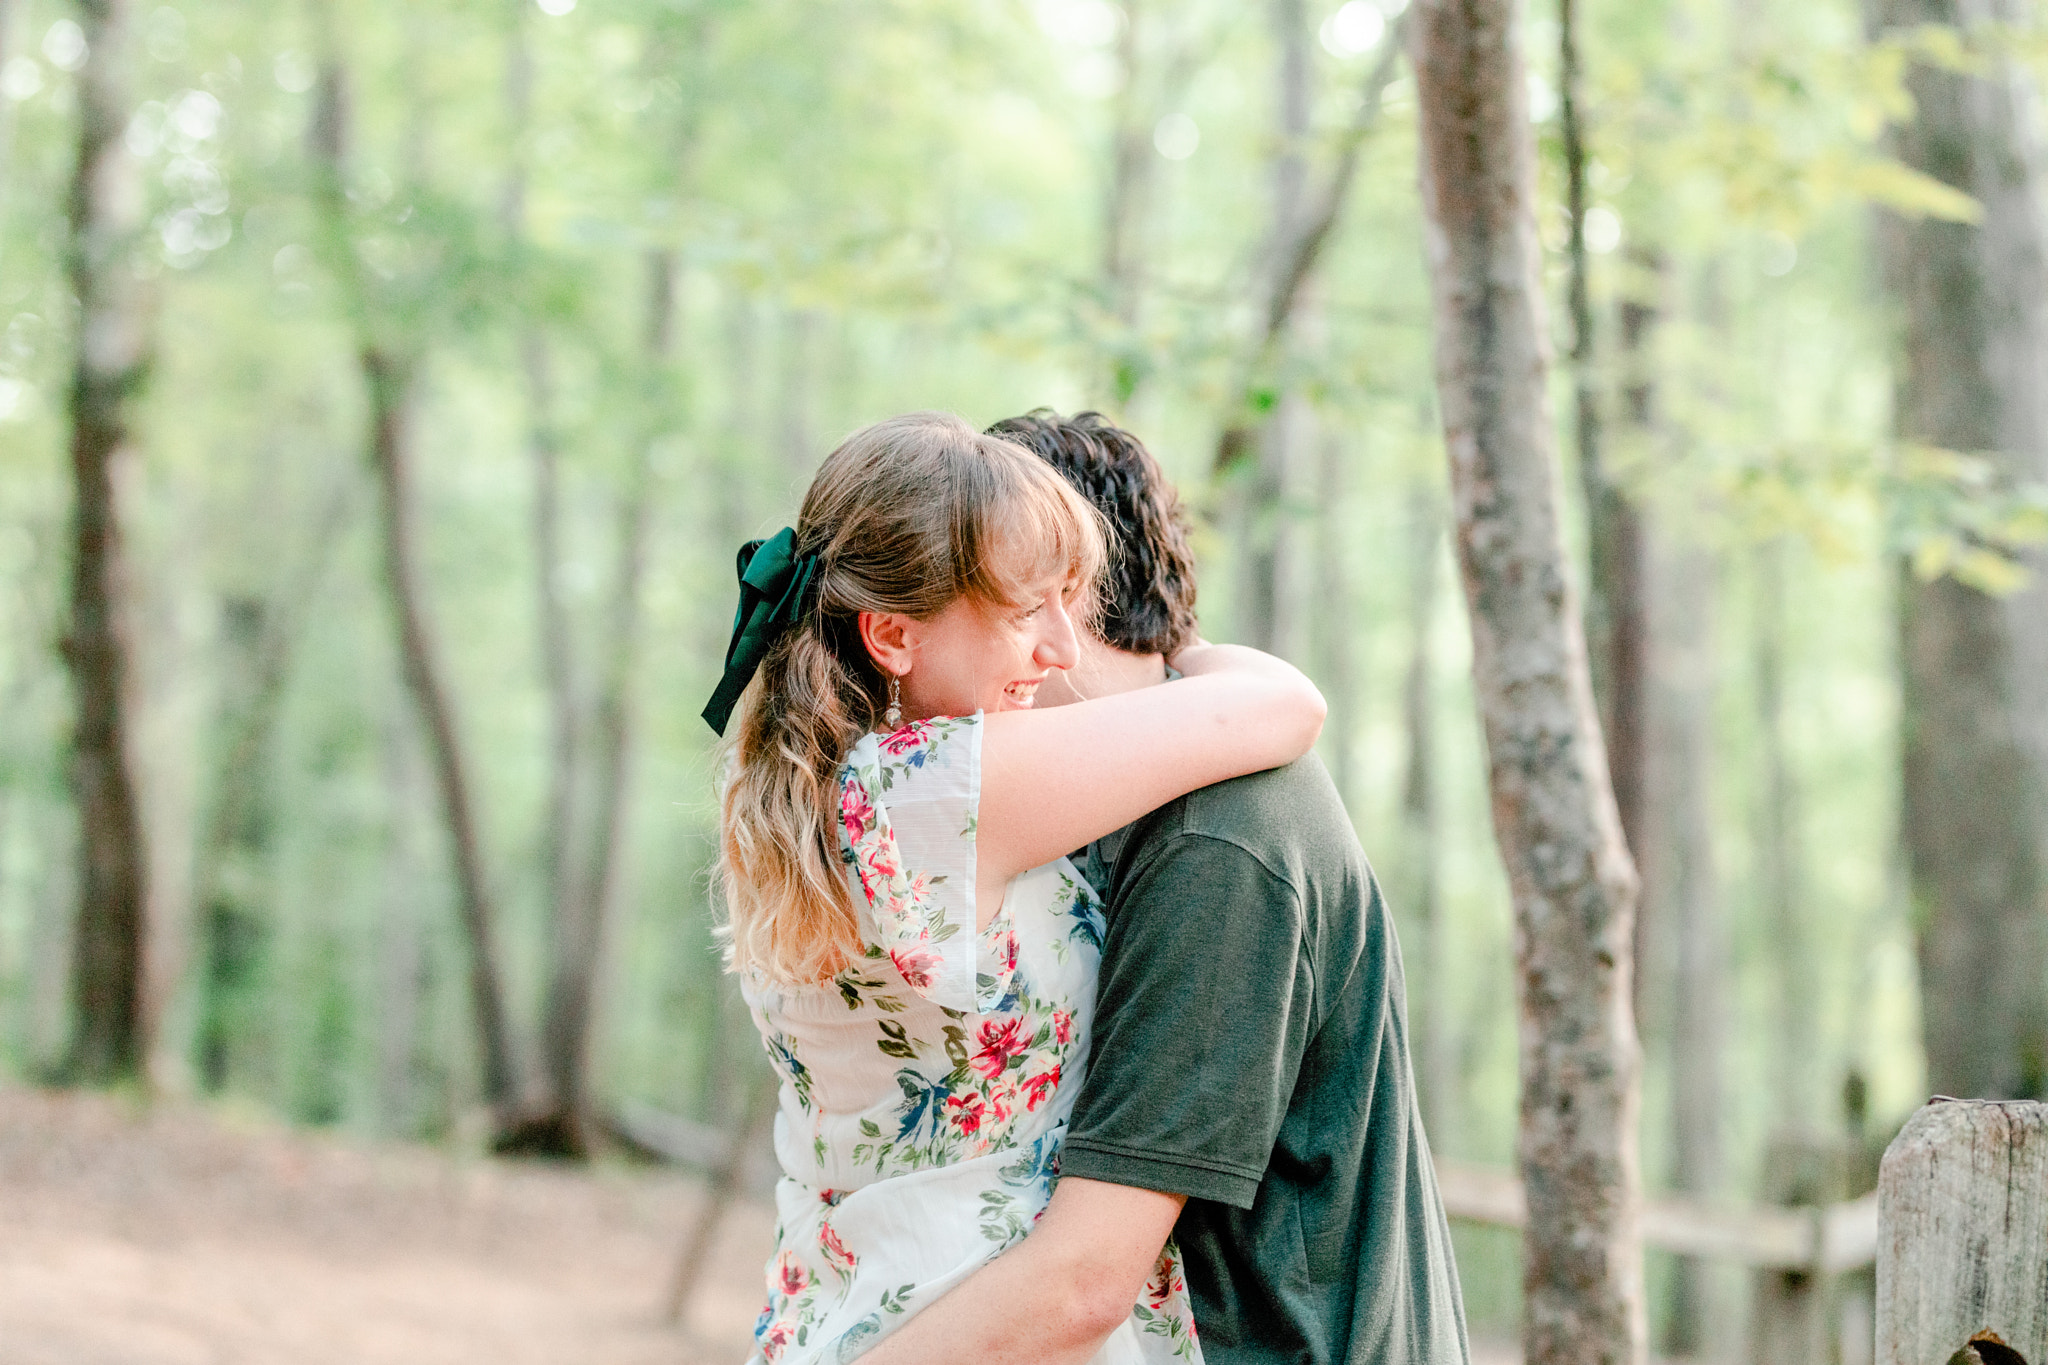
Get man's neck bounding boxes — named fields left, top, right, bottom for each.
left=1072, top=643, right=1167, bottom=699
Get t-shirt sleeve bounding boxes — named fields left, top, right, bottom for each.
left=839, top=714, right=1019, bottom=1014
left=1062, top=831, right=1314, bottom=1210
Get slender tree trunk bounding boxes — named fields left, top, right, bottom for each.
left=193, top=600, right=280, bottom=1093
left=376, top=704, right=426, bottom=1136
left=524, top=330, right=581, bottom=1011
left=362, top=351, right=520, bottom=1110
left=308, top=57, right=522, bottom=1112
left=1613, top=257, right=1726, bottom=1358
left=1226, top=0, right=1314, bottom=658
left=1867, top=0, right=2048, bottom=1101
left=192, top=494, right=344, bottom=1093
left=487, top=0, right=600, bottom=1153
left=1652, top=538, right=1724, bottom=1358
left=1215, top=7, right=1407, bottom=654
left=1408, top=3, right=1646, bottom=1362
left=61, top=0, right=154, bottom=1087
left=1401, top=484, right=1453, bottom=1139
left=1214, top=11, right=1408, bottom=462
left=1100, top=0, right=1151, bottom=406
left=1314, top=428, right=1358, bottom=803
left=524, top=250, right=671, bottom=1156
left=1560, top=0, right=1649, bottom=903
left=501, top=0, right=580, bottom=1017
left=1754, top=537, right=1815, bottom=1122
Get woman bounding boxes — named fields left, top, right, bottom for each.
left=709, top=413, right=1324, bottom=1363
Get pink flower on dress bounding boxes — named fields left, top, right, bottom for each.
left=772, top=1250, right=809, bottom=1297
left=840, top=779, right=877, bottom=845
left=991, top=1080, right=1024, bottom=1129
left=1052, top=1009, right=1074, bottom=1044
left=972, top=1017, right=1027, bottom=1079
left=1145, top=1254, right=1187, bottom=1309
left=889, top=943, right=941, bottom=991
left=864, top=839, right=901, bottom=882
left=760, top=1320, right=795, bottom=1362
left=993, top=926, right=1020, bottom=978
left=1021, top=1065, right=1060, bottom=1112
left=946, top=1089, right=988, bottom=1137
left=853, top=834, right=906, bottom=914
left=819, top=1218, right=856, bottom=1275
left=879, top=721, right=931, bottom=756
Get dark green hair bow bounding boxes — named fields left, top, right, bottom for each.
left=701, top=527, right=822, bottom=735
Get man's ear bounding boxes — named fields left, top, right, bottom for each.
left=857, top=610, right=916, bottom=678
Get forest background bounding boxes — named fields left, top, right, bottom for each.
left=3, top=0, right=2045, bottom=1355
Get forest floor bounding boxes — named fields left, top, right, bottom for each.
left=0, top=1084, right=772, bottom=1365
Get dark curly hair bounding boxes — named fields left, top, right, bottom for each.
left=987, top=411, right=1199, bottom=656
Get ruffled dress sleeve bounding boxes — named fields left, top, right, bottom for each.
left=837, top=713, right=1020, bottom=1015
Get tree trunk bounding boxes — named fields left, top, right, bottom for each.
left=1313, top=429, right=1359, bottom=803
left=1213, top=10, right=1408, bottom=463
left=1228, top=0, right=1313, bottom=659
left=1652, top=538, right=1724, bottom=1358
left=1867, top=0, right=2048, bottom=1102
left=519, top=250, right=671, bottom=1157
left=1560, top=0, right=1649, bottom=911
left=1753, top=537, right=1816, bottom=1124
left=1100, top=0, right=1151, bottom=406
left=1612, top=261, right=1727, bottom=1360
left=524, top=326, right=581, bottom=1035
left=486, top=0, right=598, bottom=1154
left=192, top=492, right=344, bottom=1094
left=362, top=350, right=521, bottom=1112
left=308, top=54, right=522, bottom=1113
left=61, top=0, right=154, bottom=1087
left=375, top=704, right=426, bottom=1136
left=1401, top=484, right=1453, bottom=1139
left=1215, top=6, right=1407, bottom=656
left=193, top=600, right=280, bottom=1094
left=1408, top=3, right=1646, bottom=1362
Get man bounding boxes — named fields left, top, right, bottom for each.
left=863, top=412, right=1469, bottom=1364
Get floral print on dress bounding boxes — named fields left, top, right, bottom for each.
left=839, top=716, right=1023, bottom=1014
left=742, top=715, right=1201, bottom=1364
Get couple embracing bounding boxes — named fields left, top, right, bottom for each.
left=706, top=410, right=1469, bottom=1364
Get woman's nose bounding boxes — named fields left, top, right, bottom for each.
left=1036, top=599, right=1081, bottom=671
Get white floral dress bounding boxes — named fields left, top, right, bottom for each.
left=740, top=715, right=1203, bottom=1364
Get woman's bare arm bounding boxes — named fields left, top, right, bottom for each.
left=973, top=643, right=1324, bottom=900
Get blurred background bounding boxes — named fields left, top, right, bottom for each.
left=1, top=0, right=2041, bottom=1359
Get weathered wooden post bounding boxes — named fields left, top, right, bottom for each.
left=1878, top=1100, right=2048, bottom=1364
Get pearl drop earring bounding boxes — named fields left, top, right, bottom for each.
left=883, top=673, right=903, bottom=730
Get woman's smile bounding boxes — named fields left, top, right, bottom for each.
left=1000, top=677, right=1046, bottom=709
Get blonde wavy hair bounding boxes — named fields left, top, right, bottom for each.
left=719, top=412, right=1106, bottom=986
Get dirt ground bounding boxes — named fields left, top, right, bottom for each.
left=0, top=1085, right=774, bottom=1365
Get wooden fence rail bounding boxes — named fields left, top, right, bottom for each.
left=1435, top=1158, right=1880, bottom=1273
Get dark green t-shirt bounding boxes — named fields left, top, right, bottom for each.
left=1062, top=756, right=1469, bottom=1365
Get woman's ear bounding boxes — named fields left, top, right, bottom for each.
left=857, top=610, right=915, bottom=678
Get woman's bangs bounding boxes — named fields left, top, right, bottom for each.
left=969, top=467, right=1106, bottom=616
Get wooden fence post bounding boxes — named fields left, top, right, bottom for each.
left=1878, top=1099, right=2048, bottom=1365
